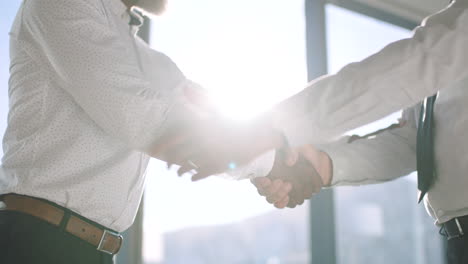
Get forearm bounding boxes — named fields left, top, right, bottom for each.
left=224, top=115, right=286, bottom=178
left=210, top=113, right=289, bottom=180
left=320, top=120, right=417, bottom=186
left=222, top=150, right=276, bottom=180
left=271, top=2, right=468, bottom=146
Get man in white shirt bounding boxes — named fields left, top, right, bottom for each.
left=240, top=0, right=468, bottom=262
left=0, top=0, right=311, bottom=263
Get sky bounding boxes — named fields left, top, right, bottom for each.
left=0, top=1, right=412, bottom=263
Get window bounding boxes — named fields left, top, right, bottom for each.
left=325, top=5, right=445, bottom=264
left=143, top=1, right=309, bottom=263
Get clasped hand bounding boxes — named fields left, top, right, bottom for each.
left=151, top=85, right=332, bottom=208
left=154, top=117, right=332, bottom=209
left=253, top=145, right=332, bottom=208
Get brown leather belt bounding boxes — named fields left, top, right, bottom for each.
left=0, top=194, right=123, bottom=255
left=442, top=215, right=468, bottom=240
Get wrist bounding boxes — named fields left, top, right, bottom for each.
left=270, top=128, right=287, bottom=150
left=318, top=151, right=333, bottom=186
left=254, top=114, right=287, bottom=150
left=300, top=145, right=333, bottom=187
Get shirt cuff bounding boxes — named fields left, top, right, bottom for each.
left=326, top=147, right=349, bottom=187
left=316, top=137, right=352, bottom=187
left=221, top=150, right=276, bottom=180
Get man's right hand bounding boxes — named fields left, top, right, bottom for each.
left=148, top=84, right=286, bottom=180
left=252, top=145, right=333, bottom=208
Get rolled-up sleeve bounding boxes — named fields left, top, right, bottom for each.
left=272, top=2, right=468, bottom=146
left=18, top=0, right=185, bottom=153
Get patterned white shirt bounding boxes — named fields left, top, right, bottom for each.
left=1, top=0, right=273, bottom=231
left=270, top=0, right=468, bottom=224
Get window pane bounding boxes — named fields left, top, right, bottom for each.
left=326, top=5, right=444, bottom=264
left=143, top=1, right=308, bottom=264
left=1, top=1, right=22, bottom=162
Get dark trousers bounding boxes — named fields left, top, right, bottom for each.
left=447, top=235, right=468, bottom=264
left=0, top=211, right=114, bottom=264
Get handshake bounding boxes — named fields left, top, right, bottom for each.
left=252, top=145, right=333, bottom=208
left=151, top=85, right=333, bottom=209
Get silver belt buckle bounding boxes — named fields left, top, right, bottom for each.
left=97, top=229, right=123, bottom=255
left=455, top=218, right=465, bottom=236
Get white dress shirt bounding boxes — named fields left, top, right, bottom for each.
left=1, top=0, right=273, bottom=232
left=270, top=0, right=468, bottom=224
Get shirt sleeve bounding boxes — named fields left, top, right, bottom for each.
left=220, top=150, right=276, bottom=180
left=19, top=0, right=186, bottom=153
left=271, top=1, right=468, bottom=146
left=321, top=108, right=418, bottom=186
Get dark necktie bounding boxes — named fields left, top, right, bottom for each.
left=416, top=94, right=437, bottom=203
left=129, top=14, right=143, bottom=27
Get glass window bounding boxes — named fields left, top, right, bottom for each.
left=143, top=1, right=309, bottom=263
left=0, top=1, right=22, bottom=159
left=325, top=5, right=444, bottom=264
